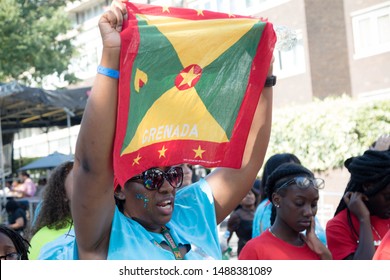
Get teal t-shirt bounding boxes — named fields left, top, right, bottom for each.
left=108, top=178, right=221, bottom=259
left=39, top=179, right=221, bottom=260
left=29, top=224, right=72, bottom=259
left=38, top=228, right=75, bottom=260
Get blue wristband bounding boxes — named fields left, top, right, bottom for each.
left=97, top=65, right=120, bottom=79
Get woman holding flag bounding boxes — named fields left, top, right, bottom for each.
left=70, top=0, right=275, bottom=260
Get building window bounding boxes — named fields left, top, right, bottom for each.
left=352, top=2, right=390, bottom=58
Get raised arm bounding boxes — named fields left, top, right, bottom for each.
left=72, top=0, right=127, bottom=259
left=207, top=60, right=274, bottom=224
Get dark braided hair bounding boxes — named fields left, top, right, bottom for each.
left=30, top=161, right=74, bottom=237
left=259, top=153, right=301, bottom=203
left=0, top=225, right=30, bottom=260
left=264, top=163, right=314, bottom=225
left=334, top=149, right=390, bottom=216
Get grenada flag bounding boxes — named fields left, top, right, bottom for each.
left=114, top=2, right=276, bottom=186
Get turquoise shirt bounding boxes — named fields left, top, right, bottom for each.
left=108, top=179, right=220, bottom=259
left=252, top=199, right=272, bottom=238
left=38, top=228, right=75, bottom=260
left=39, top=179, right=221, bottom=260
left=29, top=224, right=72, bottom=260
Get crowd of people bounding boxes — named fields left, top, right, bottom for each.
left=2, top=145, right=388, bottom=260
left=0, top=0, right=389, bottom=261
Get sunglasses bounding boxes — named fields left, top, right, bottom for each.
left=277, top=176, right=325, bottom=192
left=0, top=252, right=21, bottom=260
left=129, top=166, right=183, bottom=191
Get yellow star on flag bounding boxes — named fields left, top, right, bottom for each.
left=197, top=10, right=204, bottom=16
left=133, top=154, right=142, bottom=166
left=162, top=6, right=170, bottom=13
left=179, top=66, right=200, bottom=87
left=193, top=145, right=205, bottom=159
left=158, top=145, right=168, bottom=158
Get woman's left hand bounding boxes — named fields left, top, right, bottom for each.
left=302, top=217, right=332, bottom=260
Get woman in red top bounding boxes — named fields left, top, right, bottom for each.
left=373, top=229, right=390, bottom=260
left=326, top=149, right=390, bottom=260
left=239, top=163, right=331, bottom=260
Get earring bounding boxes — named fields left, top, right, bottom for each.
left=275, top=204, right=280, bottom=208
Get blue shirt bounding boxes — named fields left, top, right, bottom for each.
left=39, top=179, right=221, bottom=260
left=252, top=199, right=272, bottom=238
left=38, top=228, right=75, bottom=260
left=108, top=179, right=220, bottom=259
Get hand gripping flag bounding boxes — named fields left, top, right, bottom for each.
left=114, top=2, right=276, bottom=187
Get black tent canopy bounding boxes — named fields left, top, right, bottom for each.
left=1, top=81, right=89, bottom=215
left=0, top=81, right=90, bottom=137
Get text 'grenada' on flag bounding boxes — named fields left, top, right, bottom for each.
left=114, top=1, right=276, bottom=187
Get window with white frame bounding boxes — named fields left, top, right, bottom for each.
left=352, top=2, right=390, bottom=58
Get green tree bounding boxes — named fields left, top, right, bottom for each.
left=0, top=0, right=77, bottom=86
left=267, top=96, right=390, bottom=172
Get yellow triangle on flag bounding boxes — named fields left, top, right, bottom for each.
left=138, top=14, right=260, bottom=68
left=121, top=86, right=229, bottom=156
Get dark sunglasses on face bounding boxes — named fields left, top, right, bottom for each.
left=129, top=166, right=184, bottom=191
left=0, top=252, right=21, bottom=260
left=277, top=176, right=325, bottom=192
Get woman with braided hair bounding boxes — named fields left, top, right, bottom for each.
left=239, top=162, right=332, bottom=259
left=28, top=161, right=74, bottom=259
left=326, top=149, right=390, bottom=260
left=0, top=225, right=30, bottom=260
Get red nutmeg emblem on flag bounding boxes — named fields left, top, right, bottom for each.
left=175, top=64, right=203, bottom=90
left=113, top=1, right=276, bottom=185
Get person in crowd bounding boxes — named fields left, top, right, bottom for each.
left=373, top=229, right=390, bottom=260
left=252, top=153, right=327, bottom=245
left=178, top=164, right=194, bottom=188
left=239, top=163, right=332, bottom=260
left=34, top=177, right=47, bottom=198
left=4, top=180, right=13, bottom=193
left=227, top=188, right=258, bottom=256
left=5, top=199, right=27, bottom=236
left=0, top=225, right=30, bottom=260
left=326, top=149, right=390, bottom=260
left=252, top=178, right=262, bottom=206
left=28, top=161, right=74, bottom=259
left=67, top=0, right=273, bottom=260
left=369, top=134, right=390, bottom=151
left=252, top=153, right=301, bottom=237
left=9, top=179, right=22, bottom=198
left=12, top=171, right=37, bottom=197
